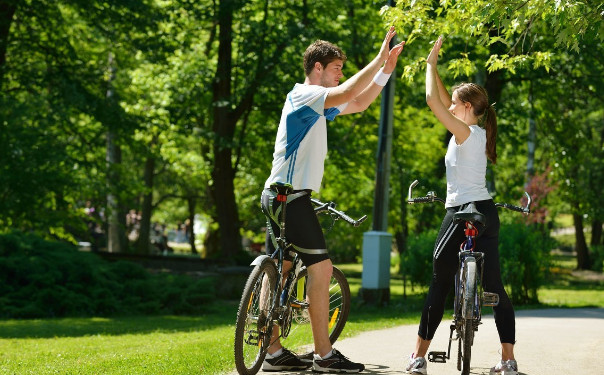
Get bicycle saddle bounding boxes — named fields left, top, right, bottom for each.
left=453, top=202, right=486, bottom=226
left=269, top=182, right=294, bottom=196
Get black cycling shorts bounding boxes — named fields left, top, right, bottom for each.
left=261, top=189, right=329, bottom=267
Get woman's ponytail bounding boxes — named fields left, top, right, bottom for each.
left=484, top=105, right=497, bottom=164
left=454, top=82, right=498, bottom=164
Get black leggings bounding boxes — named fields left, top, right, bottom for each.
left=417, top=199, right=515, bottom=344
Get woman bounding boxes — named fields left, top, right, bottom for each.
left=405, top=36, right=518, bottom=375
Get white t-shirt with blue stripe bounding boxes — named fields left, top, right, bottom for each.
left=264, top=83, right=348, bottom=192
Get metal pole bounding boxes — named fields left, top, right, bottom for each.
left=372, top=67, right=395, bottom=232
left=361, top=1, right=396, bottom=304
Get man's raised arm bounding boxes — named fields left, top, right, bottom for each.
left=325, top=26, right=402, bottom=109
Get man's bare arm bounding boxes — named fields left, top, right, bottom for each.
left=340, top=40, right=405, bottom=115
left=324, top=27, right=397, bottom=109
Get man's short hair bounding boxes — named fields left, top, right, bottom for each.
left=303, top=40, right=347, bottom=76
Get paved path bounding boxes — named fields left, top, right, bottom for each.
left=248, top=308, right=604, bottom=375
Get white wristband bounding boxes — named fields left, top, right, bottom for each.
left=373, top=68, right=391, bottom=86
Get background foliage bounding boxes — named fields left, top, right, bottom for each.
left=0, top=1, right=602, bottom=298
left=0, top=232, right=217, bottom=318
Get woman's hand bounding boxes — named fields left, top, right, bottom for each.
left=427, top=36, right=443, bottom=66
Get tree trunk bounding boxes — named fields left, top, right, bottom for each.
left=210, top=150, right=241, bottom=258
left=187, top=196, right=198, bottom=254
left=204, top=225, right=220, bottom=258
left=210, top=0, right=242, bottom=260
left=484, top=28, right=507, bottom=195
left=573, top=212, right=591, bottom=270
left=0, top=0, right=17, bottom=84
left=395, top=171, right=409, bottom=298
left=105, top=52, right=126, bottom=253
left=591, top=219, right=602, bottom=247
left=137, top=155, right=155, bottom=254
left=526, top=81, right=536, bottom=179
left=106, top=130, right=125, bottom=253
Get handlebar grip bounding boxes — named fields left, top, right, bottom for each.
left=498, top=203, right=524, bottom=212
left=355, top=215, right=368, bottom=226
left=408, top=196, right=433, bottom=204
left=338, top=211, right=357, bottom=225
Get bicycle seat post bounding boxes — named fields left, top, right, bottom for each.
left=269, top=182, right=294, bottom=252
left=276, top=192, right=287, bottom=250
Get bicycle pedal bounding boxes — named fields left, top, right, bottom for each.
left=290, top=299, right=309, bottom=309
left=483, top=292, right=500, bottom=306
left=245, top=330, right=260, bottom=346
left=428, top=351, right=447, bottom=363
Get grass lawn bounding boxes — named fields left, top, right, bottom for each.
left=0, top=304, right=239, bottom=375
left=1, top=253, right=603, bottom=375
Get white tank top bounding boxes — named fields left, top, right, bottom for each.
left=444, top=125, right=493, bottom=207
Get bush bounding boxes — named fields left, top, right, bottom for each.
left=590, top=245, right=604, bottom=272
left=498, top=221, right=553, bottom=304
left=399, top=229, right=438, bottom=289
left=0, top=232, right=217, bottom=319
left=398, top=221, right=553, bottom=306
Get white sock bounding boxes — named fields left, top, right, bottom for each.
left=315, top=349, right=334, bottom=360
left=266, top=348, right=283, bottom=359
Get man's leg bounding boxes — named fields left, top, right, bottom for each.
left=308, top=258, right=365, bottom=373
left=305, top=258, right=334, bottom=357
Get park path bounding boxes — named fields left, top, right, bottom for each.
left=231, top=307, right=604, bottom=375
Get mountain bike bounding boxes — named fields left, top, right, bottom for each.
left=234, top=182, right=367, bottom=375
left=407, top=179, right=531, bottom=375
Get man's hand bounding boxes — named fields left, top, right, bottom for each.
left=378, top=26, right=398, bottom=62
left=382, top=41, right=405, bottom=74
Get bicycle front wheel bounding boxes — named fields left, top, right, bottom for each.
left=282, top=265, right=351, bottom=358
left=460, top=258, right=477, bottom=375
left=234, top=258, right=278, bottom=375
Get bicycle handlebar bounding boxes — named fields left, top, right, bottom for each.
left=494, top=192, right=532, bottom=214
left=407, top=179, right=446, bottom=205
left=310, top=198, right=368, bottom=227
left=407, top=179, right=532, bottom=215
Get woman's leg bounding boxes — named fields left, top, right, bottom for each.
left=416, top=208, right=465, bottom=350
left=477, top=200, right=516, bottom=358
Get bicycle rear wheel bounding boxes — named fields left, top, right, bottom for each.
left=234, top=258, right=278, bottom=375
left=459, top=258, right=476, bottom=375
left=282, top=265, right=351, bottom=358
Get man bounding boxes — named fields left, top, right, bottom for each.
left=261, top=26, right=405, bottom=373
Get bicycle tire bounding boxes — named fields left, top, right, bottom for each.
left=460, top=258, right=476, bottom=375
left=282, top=265, right=351, bottom=357
left=234, top=258, right=278, bottom=375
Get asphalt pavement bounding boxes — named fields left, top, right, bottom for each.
left=242, top=307, right=604, bottom=375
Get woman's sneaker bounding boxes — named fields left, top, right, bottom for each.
left=313, top=348, right=365, bottom=373
left=489, top=359, right=518, bottom=375
left=405, top=354, right=427, bottom=374
left=262, top=348, right=312, bottom=371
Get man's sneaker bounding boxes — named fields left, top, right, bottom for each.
left=405, top=354, right=427, bottom=374
left=262, top=348, right=312, bottom=371
left=489, top=359, right=518, bottom=375
left=313, top=348, right=365, bottom=373
left=298, top=351, right=314, bottom=362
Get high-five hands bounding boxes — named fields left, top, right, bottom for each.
left=427, top=35, right=443, bottom=66
left=380, top=26, right=405, bottom=74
